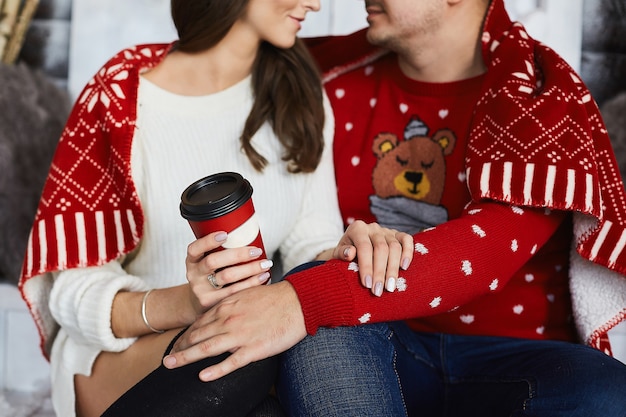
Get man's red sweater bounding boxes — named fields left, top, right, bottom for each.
left=288, top=0, right=626, bottom=353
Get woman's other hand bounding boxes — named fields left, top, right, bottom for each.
left=319, top=220, right=414, bottom=297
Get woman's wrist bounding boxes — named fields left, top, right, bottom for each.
left=111, top=285, right=196, bottom=338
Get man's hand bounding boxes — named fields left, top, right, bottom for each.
left=162, top=281, right=306, bottom=381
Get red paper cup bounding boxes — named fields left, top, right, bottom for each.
left=180, top=172, right=266, bottom=258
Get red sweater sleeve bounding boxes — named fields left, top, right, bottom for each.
left=286, top=201, right=566, bottom=335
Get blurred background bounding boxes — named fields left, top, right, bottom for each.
left=15, top=0, right=626, bottom=106
left=1, top=1, right=625, bottom=415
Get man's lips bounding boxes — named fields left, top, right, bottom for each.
left=366, top=4, right=385, bottom=17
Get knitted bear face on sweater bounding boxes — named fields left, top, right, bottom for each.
left=371, top=117, right=456, bottom=205
left=368, top=116, right=456, bottom=235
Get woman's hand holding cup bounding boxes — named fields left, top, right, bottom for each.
left=180, top=172, right=271, bottom=316
left=185, top=230, right=272, bottom=316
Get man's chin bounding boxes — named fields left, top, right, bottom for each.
left=365, top=28, right=388, bottom=48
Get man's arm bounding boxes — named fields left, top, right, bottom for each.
left=162, top=201, right=566, bottom=380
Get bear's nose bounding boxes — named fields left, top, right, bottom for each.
left=405, top=171, right=423, bottom=185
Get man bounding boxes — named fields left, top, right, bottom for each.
left=164, top=0, right=626, bottom=415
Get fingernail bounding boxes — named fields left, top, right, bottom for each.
left=259, top=272, right=270, bottom=282
left=401, top=257, right=410, bottom=270
left=163, top=355, right=176, bottom=368
left=215, top=232, right=228, bottom=242
left=199, top=370, right=213, bottom=381
left=365, top=275, right=373, bottom=289
left=343, top=247, right=350, bottom=258
left=374, top=282, right=383, bottom=297
left=260, top=260, right=273, bottom=269
left=250, top=248, right=263, bottom=257
left=386, top=277, right=396, bottom=292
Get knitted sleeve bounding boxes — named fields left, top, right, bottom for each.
left=49, top=260, right=149, bottom=352
left=286, top=201, right=565, bottom=335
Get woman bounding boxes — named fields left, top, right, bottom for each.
left=18, top=0, right=413, bottom=416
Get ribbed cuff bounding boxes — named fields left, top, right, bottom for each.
left=285, top=259, right=356, bottom=335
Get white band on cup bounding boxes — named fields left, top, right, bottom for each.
left=221, top=213, right=261, bottom=248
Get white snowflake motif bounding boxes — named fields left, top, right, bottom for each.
left=547, top=151, right=562, bottom=164
left=579, top=157, right=593, bottom=171
left=108, top=194, right=121, bottom=207
left=364, top=65, right=374, bottom=76
left=461, top=260, right=473, bottom=276
left=489, top=279, right=499, bottom=291
left=370, top=98, right=377, bottom=108
left=348, top=262, right=359, bottom=273
left=396, top=277, right=407, bottom=292
left=536, top=326, right=545, bottom=335
left=438, top=109, right=449, bottom=119
left=472, top=224, right=486, bottom=238
left=399, top=103, right=409, bottom=113
left=525, top=274, right=534, bottom=283
left=345, top=122, right=353, bottom=132
left=351, top=156, right=360, bottom=167
left=546, top=294, right=555, bottom=303
left=359, top=313, right=371, bottom=324
left=511, top=239, right=519, bottom=252
left=346, top=217, right=356, bottom=225
left=80, top=64, right=129, bottom=112
left=490, top=150, right=506, bottom=161
left=513, top=305, right=524, bottom=315
left=414, top=243, right=429, bottom=255
left=335, top=88, right=345, bottom=99
left=56, top=198, right=71, bottom=211
left=460, top=314, right=475, bottom=324
left=430, top=297, right=442, bottom=308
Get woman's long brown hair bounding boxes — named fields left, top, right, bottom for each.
left=171, top=0, right=325, bottom=173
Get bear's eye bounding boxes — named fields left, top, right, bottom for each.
left=396, top=156, right=409, bottom=166
left=421, top=160, right=434, bottom=169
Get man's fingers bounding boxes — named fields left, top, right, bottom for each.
left=198, top=349, right=252, bottom=381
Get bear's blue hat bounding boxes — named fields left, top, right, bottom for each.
left=404, top=116, right=429, bottom=139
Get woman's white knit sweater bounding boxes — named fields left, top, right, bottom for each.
left=47, top=75, right=343, bottom=416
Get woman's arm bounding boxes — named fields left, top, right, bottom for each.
left=50, top=231, right=275, bottom=350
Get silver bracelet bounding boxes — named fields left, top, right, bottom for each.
left=141, top=289, right=165, bottom=334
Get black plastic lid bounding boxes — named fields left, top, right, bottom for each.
left=180, top=172, right=253, bottom=221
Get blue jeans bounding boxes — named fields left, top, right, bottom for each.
left=276, top=322, right=626, bottom=417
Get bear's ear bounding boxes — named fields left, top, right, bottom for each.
left=372, top=132, right=399, bottom=158
left=432, top=129, right=457, bottom=156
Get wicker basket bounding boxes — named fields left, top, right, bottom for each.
left=0, top=0, right=40, bottom=64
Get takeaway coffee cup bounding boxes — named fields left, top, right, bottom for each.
left=180, top=172, right=266, bottom=258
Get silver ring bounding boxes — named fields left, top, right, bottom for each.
left=207, top=273, right=222, bottom=289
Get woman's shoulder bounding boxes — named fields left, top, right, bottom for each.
left=101, top=42, right=176, bottom=74
left=75, top=42, right=177, bottom=106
